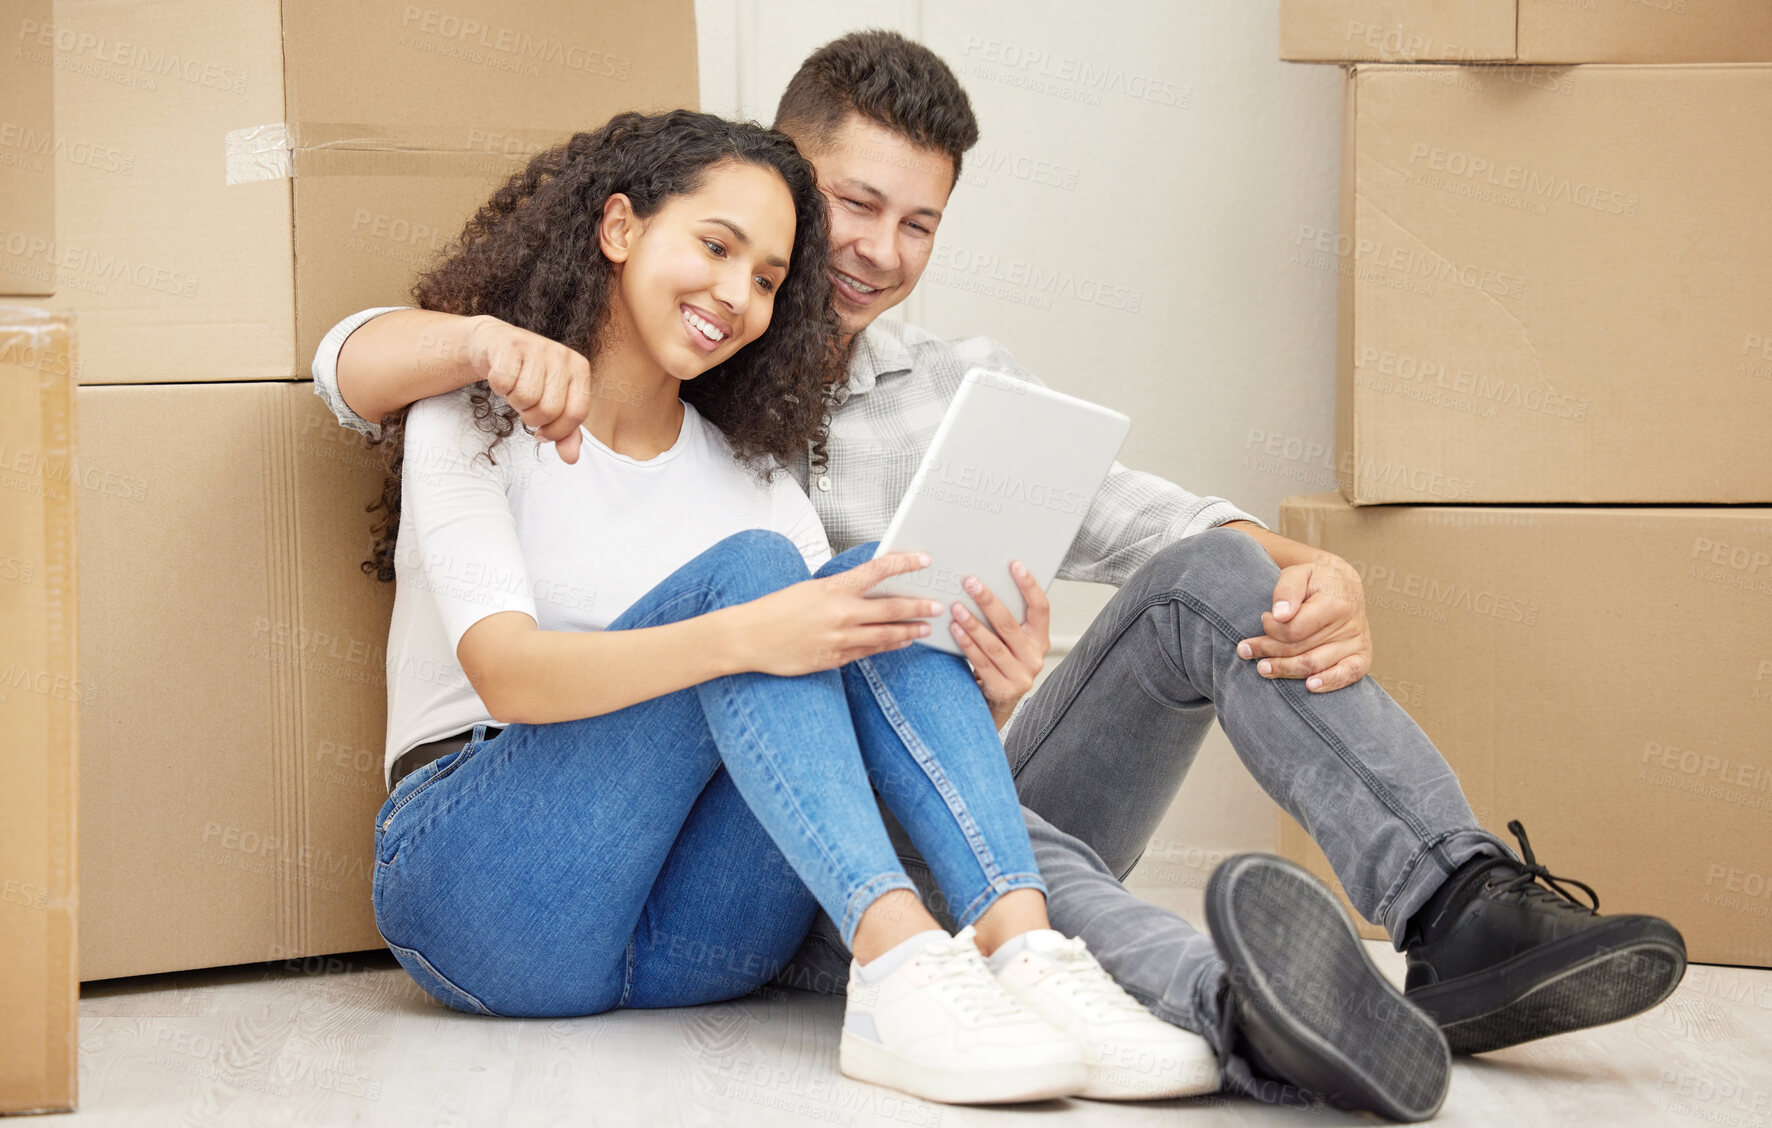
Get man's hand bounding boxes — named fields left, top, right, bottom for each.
left=1235, top=550, right=1372, bottom=692
left=464, top=315, right=596, bottom=464
left=947, top=561, right=1052, bottom=729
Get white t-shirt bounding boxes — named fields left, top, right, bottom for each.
left=383, top=388, right=833, bottom=789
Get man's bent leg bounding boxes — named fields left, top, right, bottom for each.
left=982, top=526, right=1479, bottom=1113
left=1005, top=526, right=1509, bottom=943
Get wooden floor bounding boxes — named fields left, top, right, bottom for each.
left=69, top=887, right=1772, bottom=1126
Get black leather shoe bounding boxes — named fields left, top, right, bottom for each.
left=1207, top=854, right=1450, bottom=1123
left=1403, top=820, right=1686, bottom=1055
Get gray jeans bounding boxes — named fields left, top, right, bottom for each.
left=769, top=526, right=1509, bottom=1061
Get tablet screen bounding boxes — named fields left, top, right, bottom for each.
left=869, top=369, right=1130, bottom=656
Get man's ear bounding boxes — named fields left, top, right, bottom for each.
left=598, top=193, right=640, bottom=263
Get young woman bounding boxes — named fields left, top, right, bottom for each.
left=365, top=110, right=1213, bottom=1105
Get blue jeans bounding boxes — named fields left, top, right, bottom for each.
left=371, top=529, right=1045, bottom=1017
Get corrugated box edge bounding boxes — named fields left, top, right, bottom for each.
left=0, top=306, right=78, bottom=1113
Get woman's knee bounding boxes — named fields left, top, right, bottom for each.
left=690, top=529, right=811, bottom=603
left=814, top=538, right=879, bottom=579
left=717, top=528, right=811, bottom=575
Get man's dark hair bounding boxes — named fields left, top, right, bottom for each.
left=773, top=29, right=979, bottom=183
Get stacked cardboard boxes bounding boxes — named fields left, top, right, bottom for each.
left=14, top=0, right=699, bottom=995
left=1277, top=3, right=1772, bottom=966
left=1, top=0, right=55, bottom=299
left=24, top=0, right=698, bottom=381
left=0, top=308, right=78, bottom=1114
left=1276, top=497, right=1772, bottom=966
left=1281, top=0, right=1772, bottom=64
left=1323, top=63, right=1772, bottom=504
left=2, top=0, right=76, bottom=1108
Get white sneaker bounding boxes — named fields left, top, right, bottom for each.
left=839, top=926, right=1087, bottom=1104
left=991, top=929, right=1221, bottom=1100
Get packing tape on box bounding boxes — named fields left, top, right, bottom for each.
left=1, top=306, right=73, bottom=374
left=225, top=123, right=294, bottom=185
left=225, top=123, right=570, bottom=184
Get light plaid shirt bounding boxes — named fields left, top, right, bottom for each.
left=311, top=309, right=1265, bottom=589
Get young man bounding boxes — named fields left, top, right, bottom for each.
left=314, top=31, right=1686, bottom=1122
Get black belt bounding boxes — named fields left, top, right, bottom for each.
left=389, top=726, right=504, bottom=792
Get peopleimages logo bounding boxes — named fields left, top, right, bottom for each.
left=916, top=456, right=1092, bottom=516
left=17, top=18, right=250, bottom=94
left=1704, top=866, right=1772, bottom=903
left=928, top=245, right=1144, bottom=313
left=350, top=210, right=449, bottom=252
left=0, top=228, right=200, bottom=299
left=1342, top=20, right=1442, bottom=58
left=1344, top=560, right=1539, bottom=624
left=0, top=122, right=135, bottom=175
left=1292, top=225, right=1526, bottom=299
left=960, top=36, right=1191, bottom=109
left=1338, top=451, right=1477, bottom=501
left=0, top=441, right=150, bottom=501
left=0, top=335, right=73, bottom=378
left=1692, top=537, right=1772, bottom=575
left=1407, top=144, right=1640, bottom=218
left=1641, top=741, right=1771, bottom=792
left=1355, top=347, right=1589, bottom=421
left=964, top=145, right=1082, bottom=191
left=399, top=7, right=632, bottom=78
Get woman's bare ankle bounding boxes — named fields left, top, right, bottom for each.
left=969, top=889, right=1051, bottom=958
left=851, top=889, right=942, bottom=965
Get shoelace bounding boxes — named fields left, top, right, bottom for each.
left=1038, top=936, right=1152, bottom=1022
left=1492, top=819, right=1600, bottom=913
left=919, top=932, right=1023, bottom=1021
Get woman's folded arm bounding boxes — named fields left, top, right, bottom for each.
left=335, top=308, right=479, bottom=427
left=455, top=610, right=749, bottom=725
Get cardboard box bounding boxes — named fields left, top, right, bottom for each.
left=78, top=382, right=394, bottom=980
left=1324, top=64, right=1772, bottom=504
left=1277, top=493, right=1772, bottom=967
left=17, top=0, right=697, bottom=384
left=1, top=0, right=55, bottom=297
left=1282, top=0, right=1516, bottom=63
left=1281, top=0, right=1772, bottom=62
left=0, top=307, right=77, bottom=1113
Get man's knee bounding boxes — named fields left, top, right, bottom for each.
left=1144, top=526, right=1280, bottom=613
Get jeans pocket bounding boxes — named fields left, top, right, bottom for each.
left=377, top=724, right=494, bottom=862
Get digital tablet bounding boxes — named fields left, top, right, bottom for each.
left=869, top=368, right=1131, bottom=656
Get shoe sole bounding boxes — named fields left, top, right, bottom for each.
left=1080, top=1053, right=1220, bottom=1101
left=1207, top=854, right=1450, bottom=1123
left=1409, top=920, right=1687, bottom=1055
left=838, top=1028, right=1086, bottom=1105
left=992, top=960, right=1222, bottom=1101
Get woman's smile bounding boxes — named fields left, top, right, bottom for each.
left=680, top=303, right=731, bottom=354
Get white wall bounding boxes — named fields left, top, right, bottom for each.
left=697, top=0, right=1343, bottom=872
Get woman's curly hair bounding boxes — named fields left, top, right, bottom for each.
left=363, top=109, right=844, bottom=581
